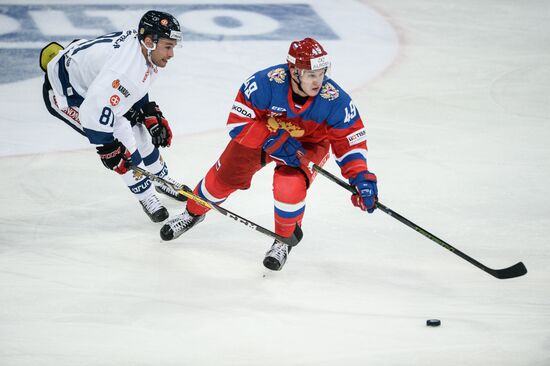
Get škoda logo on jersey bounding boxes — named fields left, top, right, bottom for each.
left=112, top=79, right=130, bottom=98
left=231, top=102, right=255, bottom=119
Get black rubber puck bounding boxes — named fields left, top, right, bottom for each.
left=426, top=319, right=441, bottom=327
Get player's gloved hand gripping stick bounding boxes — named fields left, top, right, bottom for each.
left=131, top=166, right=303, bottom=247
left=142, top=101, right=173, bottom=148
left=349, top=170, right=378, bottom=213
left=96, top=139, right=132, bottom=175
left=263, top=129, right=304, bottom=167
left=297, top=155, right=527, bottom=280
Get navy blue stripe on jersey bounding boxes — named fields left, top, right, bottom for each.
left=71, top=32, right=123, bottom=56
left=58, top=55, right=84, bottom=107
left=83, top=128, right=114, bottom=144
left=42, top=75, right=85, bottom=137
left=131, top=93, right=150, bottom=111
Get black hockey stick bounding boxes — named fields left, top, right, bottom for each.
left=306, top=162, right=527, bottom=279
left=131, top=166, right=303, bottom=246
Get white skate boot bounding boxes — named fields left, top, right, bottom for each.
left=263, top=240, right=292, bottom=271
left=139, top=193, right=169, bottom=222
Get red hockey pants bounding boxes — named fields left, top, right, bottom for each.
left=187, top=139, right=330, bottom=238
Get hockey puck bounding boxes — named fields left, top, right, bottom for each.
left=426, top=319, right=441, bottom=327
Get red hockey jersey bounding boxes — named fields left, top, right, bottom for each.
left=227, top=63, right=370, bottom=179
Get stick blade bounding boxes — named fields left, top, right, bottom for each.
left=279, top=224, right=304, bottom=247
left=492, top=261, right=527, bottom=279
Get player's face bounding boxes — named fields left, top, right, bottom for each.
left=150, top=38, right=177, bottom=68
left=293, top=68, right=326, bottom=97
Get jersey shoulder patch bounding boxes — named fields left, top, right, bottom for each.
left=320, top=81, right=340, bottom=101
left=267, top=67, right=287, bottom=84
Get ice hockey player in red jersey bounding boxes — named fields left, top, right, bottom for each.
left=161, top=37, right=378, bottom=271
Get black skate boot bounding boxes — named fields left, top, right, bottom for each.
left=160, top=209, right=205, bottom=241
left=139, top=194, right=169, bottom=222
left=154, top=176, right=190, bottom=202
left=263, top=240, right=292, bottom=271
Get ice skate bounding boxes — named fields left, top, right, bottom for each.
left=263, top=240, right=292, bottom=271
left=160, top=209, right=205, bottom=241
left=139, top=193, right=169, bottom=222
left=154, top=176, right=190, bottom=202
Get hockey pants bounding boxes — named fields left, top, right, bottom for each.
left=187, top=139, right=330, bottom=238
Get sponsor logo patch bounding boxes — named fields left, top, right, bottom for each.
left=346, top=128, right=367, bottom=146
left=130, top=179, right=152, bottom=193
left=112, top=79, right=130, bottom=97
left=112, top=30, right=134, bottom=49
left=231, top=101, right=256, bottom=119
left=109, top=94, right=120, bottom=106
left=310, top=55, right=330, bottom=70
left=52, top=94, right=80, bottom=123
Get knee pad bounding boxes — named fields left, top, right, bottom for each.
left=273, top=166, right=307, bottom=203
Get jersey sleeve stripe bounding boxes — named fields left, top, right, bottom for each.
left=228, top=123, right=248, bottom=139
left=335, top=148, right=368, bottom=166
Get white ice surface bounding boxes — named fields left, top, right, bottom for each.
left=1, top=1, right=549, bottom=365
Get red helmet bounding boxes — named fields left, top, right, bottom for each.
left=287, top=37, right=330, bottom=71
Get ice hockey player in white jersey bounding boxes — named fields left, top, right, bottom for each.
left=41, top=10, right=188, bottom=222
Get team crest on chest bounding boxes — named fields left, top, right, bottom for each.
left=320, top=82, right=339, bottom=100
left=266, top=113, right=305, bottom=138
left=268, top=68, right=286, bottom=84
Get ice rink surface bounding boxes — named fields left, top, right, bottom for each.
left=1, top=1, right=549, bottom=365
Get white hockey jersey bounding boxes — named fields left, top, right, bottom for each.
left=47, top=30, right=159, bottom=145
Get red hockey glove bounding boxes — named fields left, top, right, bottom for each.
left=96, top=139, right=131, bottom=175
left=142, top=101, right=172, bottom=148
left=262, top=129, right=305, bottom=167
left=349, top=170, right=378, bottom=213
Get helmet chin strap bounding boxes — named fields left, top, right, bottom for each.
left=141, top=40, right=158, bottom=70
left=292, top=69, right=308, bottom=96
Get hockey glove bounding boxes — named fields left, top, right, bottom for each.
left=123, top=107, right=144, bottom=127
left=96, top=139, right=131, bottom=175
left=349, top=170, right=378, bottom=213
left=262, top=129, right=305, bottom=167
left=143, top=101, right=172, bottom=148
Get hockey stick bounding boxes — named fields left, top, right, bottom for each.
left=305, top=161, right=527, bottom=279
left=131, top=166, right=303, bottom=246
